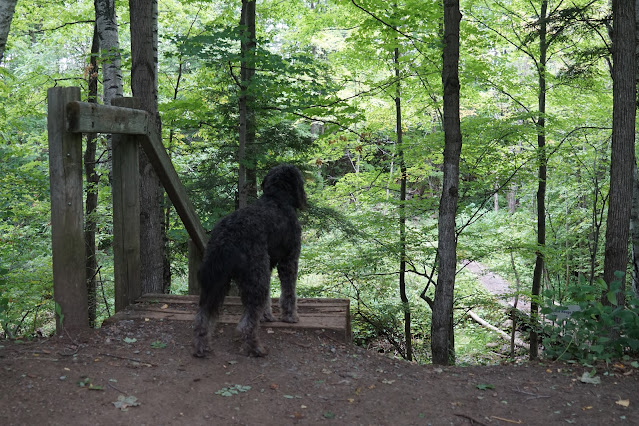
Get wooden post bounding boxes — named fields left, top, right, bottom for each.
left=111, top=97, right=142, bottom=312
left=187, top=239, right=202, bottom=295
left=47, top=86, right=89, bottom=333
left=65, top=101, right=208, bottom=254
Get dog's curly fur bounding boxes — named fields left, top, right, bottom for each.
left=193, top=164, right=306, bottom=357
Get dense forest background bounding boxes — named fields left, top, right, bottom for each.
left=1, top=0, right=638, bottom=365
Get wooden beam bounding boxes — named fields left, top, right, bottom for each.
left=65, top=97, right=208, bottom=255
left=142, top=125, right=208, bottom=253
left=111, top=98, right=142, bottom=312
left=66, top=101, right=149, bottom=135
left=47, top=87, right=89, bottom=333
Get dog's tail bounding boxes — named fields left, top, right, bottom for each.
left=193, top=249, right=231, bottom=357
left=197, top=255, right=230, bottom=319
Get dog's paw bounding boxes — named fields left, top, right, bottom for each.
left=280, top=312, right=299, bottom=323
left=241, top=343, right=269, bottom=357
left=193, top=340, right=208, bottom=358
left=262, top=310, right=276, bottom=322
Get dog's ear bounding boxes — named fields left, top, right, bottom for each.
left=294, top=168, right=307, bottom=210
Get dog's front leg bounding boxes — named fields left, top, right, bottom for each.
left=262, top=295, right=276, bottom=322
left=277, top=259, right=299, bottom=323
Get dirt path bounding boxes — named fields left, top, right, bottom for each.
left=1, top=319, right=638, bottom=425
left=463, top=261, right=530, bottom=312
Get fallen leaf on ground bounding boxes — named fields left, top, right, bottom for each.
left=579, top=372, right=601, bottom=385
left=476, top=383, right=495, bottom=390
left=616, top=399, right=630, bottom=407
left=113, top=395, right=140, bottom=411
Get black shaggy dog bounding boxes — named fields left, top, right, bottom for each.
left=193, top=164, right=306, bottom=357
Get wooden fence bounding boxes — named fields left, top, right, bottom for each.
left=47, top=86, right=207, bottom=333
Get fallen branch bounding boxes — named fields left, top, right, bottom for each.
left=467, top=310, right=529, bottom=350
left=98, top=352, right=155, bottom=367
left=490, top=415, right=522, bottom=424
left=512, top=386, right=550, bottom=400
left=454, top=413, right=488, bottom=425
left=107, top=381, right=128, bottom=395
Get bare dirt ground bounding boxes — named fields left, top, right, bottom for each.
left=1, top=317, right=638, bottom=425
left=462, top=261, right=530, bottom=312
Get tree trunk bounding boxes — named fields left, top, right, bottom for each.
left=0, top=0, right=17, bottom=65
left=84, top=24, right=100, bottom=328
left=629, top=0, right=639, bottom=298
left=631, top=162, right=639, bottom=297
left=238, top=0, right=257, bottom=208
left=431, top=0, right=462, bottom=366
left=529, top=0, right=548, bottom=361
left=95, top=0, right=123, bottom=104
left=129, top=0, right=166, bottom=294
left=604, top=0, right=636, bottom=304
left=395, top=45, right=412, bottom=361
left=95, top=0, right=123, bottom=182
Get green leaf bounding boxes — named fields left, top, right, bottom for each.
left=150, top=340, right=167, bottom=349
left=476, top=384, right=495, bottom=390
left=54, top=302, right=64, bottom=326
left=123, top=337, right=137, bottom=344
left=77, top=377, right=91, bottom=387
left=215, top=384, right=252, bottom=396
left=579, top=371, right=601, bottom=385
left=606, top=291, right=618, bottom=306
left=113, top=395, right=140, bottom=411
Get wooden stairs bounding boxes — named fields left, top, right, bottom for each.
left=103, top=294, right=352, bottom=343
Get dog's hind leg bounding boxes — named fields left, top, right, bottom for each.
left=193, top=266, right=230, bottom=358
left=237, top=266, right=271, bottom=357
left=193, top=307, right=211, bottom=357
left=277, top=256, right=299, bottom=324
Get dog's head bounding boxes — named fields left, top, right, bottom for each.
left=262, top=164, right=307, bottom=210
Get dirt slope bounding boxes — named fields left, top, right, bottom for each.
left=1, top=318, right=637, bottom=425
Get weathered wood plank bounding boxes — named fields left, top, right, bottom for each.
left=137, top=294, right=349, bottom=308
left=66, top=101, right=149, bottom=135
left=47, top=87, right=89, bottom=333
left=64, top=95, right=208, bottom=256
left=111, top=98, right=142, bottom=312
left=102, top=295, right=352, bottom=342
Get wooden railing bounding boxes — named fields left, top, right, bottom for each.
left=48, top=86, right=206, bottom=332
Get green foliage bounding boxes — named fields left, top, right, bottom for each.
left=0, top=0, right=628, bottom=367
left=541, top=274, right=639, bottom=364
left=150, top=340, right=167, bottom=349
left=0, top=269, right=12, bottom=336
left=215, top=384, right=251, bottom=397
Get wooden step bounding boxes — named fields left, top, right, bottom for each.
left=102, top=294, right=352, bottom=342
